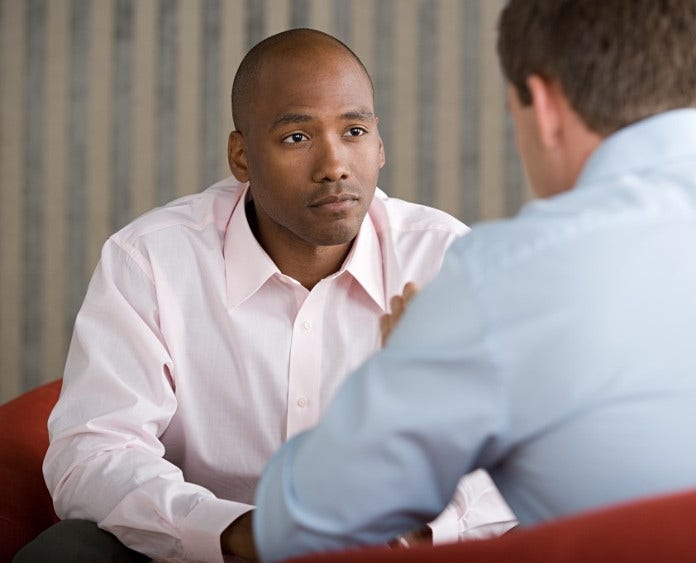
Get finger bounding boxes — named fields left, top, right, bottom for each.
left=390, top=295, right=405, bottom=318
left=380, top=313, right=393, bottom=347
left=379, top=313, right=390, bottom=336
left=402, top=282, right=419, bottom=303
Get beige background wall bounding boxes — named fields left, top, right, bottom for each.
left=0, top=0, right=529, bottom=403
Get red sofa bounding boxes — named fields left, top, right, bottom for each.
left=291, top=488, right=696, bottom=562
left=0, top=379, right=61, bottom=561
left=2, top=379, right=696, bottom=562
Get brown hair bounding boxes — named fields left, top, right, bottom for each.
left=497, top=0, right=696, bottom=135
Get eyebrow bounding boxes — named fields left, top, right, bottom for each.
left=269, top=113, right=313, bottom=132
left=268, top=109, right=376, bottom=132
left=340, top=110, right=375, bottom=121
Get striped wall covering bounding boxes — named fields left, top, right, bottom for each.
left=0, top=0, right=530, bottom=403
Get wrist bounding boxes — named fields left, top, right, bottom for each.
left=221, top=511, right=256, bottom=559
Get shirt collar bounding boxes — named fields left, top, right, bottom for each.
left=224, top=185, right=386, bottom=311
left=224, top=185, right=281, bottom=309
left=341, top=209, right=386, bottom=312
left=576, top=109, right=696, bottom=189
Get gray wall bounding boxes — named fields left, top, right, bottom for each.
left=0, top=0, right=529, bottom=403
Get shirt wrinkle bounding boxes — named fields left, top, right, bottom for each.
left=45, top=176, right=489, bottom=562
left=254, top=110, right=696, bottom=561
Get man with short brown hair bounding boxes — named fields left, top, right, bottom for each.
left=254, top=3, right=696, bottom=560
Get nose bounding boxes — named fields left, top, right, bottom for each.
left=311, top=136, right=350, bottom=183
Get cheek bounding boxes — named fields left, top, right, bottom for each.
left=356, top=143, right=385, bottom=179
left=247, top=152, right=294, bottom=192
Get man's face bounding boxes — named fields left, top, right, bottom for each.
left=231, top=49, right=385, bottom=250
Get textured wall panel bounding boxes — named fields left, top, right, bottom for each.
left=0, top=0, right=527, bottom=402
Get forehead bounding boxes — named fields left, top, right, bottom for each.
left=250, top=49, right=374, bottom=124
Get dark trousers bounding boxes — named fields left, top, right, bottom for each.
left=13, top=520, right=152, bottom=563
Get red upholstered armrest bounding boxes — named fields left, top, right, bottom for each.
left=289, top=489, right=696, bottom=563
left=0, top=380, right=62, bottom=561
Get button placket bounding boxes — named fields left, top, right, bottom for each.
left=285, top=284, right=327, bottom=439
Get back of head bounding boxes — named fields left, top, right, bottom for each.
left=497, top=0, right=696, bottom=135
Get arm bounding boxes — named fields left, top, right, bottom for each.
left=382, top=285, right=517, bottom=548
left=44, top=240, right=247, bottom=562
left=253, top=252, right=509, bottom=561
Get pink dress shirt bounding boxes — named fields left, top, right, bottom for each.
left=44, top=177, right=514, bottom=562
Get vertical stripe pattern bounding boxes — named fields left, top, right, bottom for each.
left=0, top=0, right=527, bottom=402
left=66, top=0, right=89, bottom=343
left=157, top=0, right=177, bottom=204
left=479, top=0, right=507, bottom=220
left=113, top=0, right=133, bottom=232
left=1, top=0, right=26, bottom=400
left=176, top=0, right=202, bottom=197
left=131, top=0, right=157, bottom=218
left=391, top=0, right=417, bottom=203
left=417, top=0, right=436, bottom=207
left=434, top=0, right=461, bottom=216
left=460, top=0, right=481, bottom=224
left=85, top=0, right=113, bottom=276
left=23, top=0, right=46, bottom=390
left=202, top=0, right=221, bottom=188
left=373, top=0, right=393, bottom=197
left=43, top=0, right=70, bottom=392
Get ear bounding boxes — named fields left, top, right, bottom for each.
left=228, top=131, right=250, bottom=182
left=527, top=75, right=563, bottom=150
left=375, top=117, right=386, bottom=169
left=378, top=136, right=386, bottom=169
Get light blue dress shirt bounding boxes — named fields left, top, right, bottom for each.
left=254, top=109, right=696, bottom=562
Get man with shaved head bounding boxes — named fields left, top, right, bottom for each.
left=16, top=29, right=514, bottom=563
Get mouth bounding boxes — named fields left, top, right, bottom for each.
left=308, top=192, right=360, bottom=213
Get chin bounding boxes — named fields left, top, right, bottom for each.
left=312, top=223, right=361, bottom=247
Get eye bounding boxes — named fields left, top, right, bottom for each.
left=345, top=127, right=367, bottom=138
left=282, top=132, right=309, bottom=144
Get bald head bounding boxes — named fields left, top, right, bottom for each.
left=231, top=28, right=374, bottom=133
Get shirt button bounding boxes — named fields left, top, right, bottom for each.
left=297, top=396, right=309, bottom=408
left=303, top=320, right=312, bottom=331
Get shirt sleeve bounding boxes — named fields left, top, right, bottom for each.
left=253, top=249, right=511, bottom=561
left=43, top=239, right=248, bottom=563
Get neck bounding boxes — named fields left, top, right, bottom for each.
left=246, top=201, right=353, bottom=290
left=555, top=94, right=605, bottom=194
left=563, top=122, right=604, bottom=192
left=282, top=246, right=353, bottom=290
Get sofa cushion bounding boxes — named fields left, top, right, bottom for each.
left=0, top=380, right=62, bottom=561
left=289, top=488, right=696, bottom=562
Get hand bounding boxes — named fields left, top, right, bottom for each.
left=221, top=511, right=258, bottom=561
left=380, top=282, right=419, bottom=347
left=387, top=525, right=433, bottom=549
